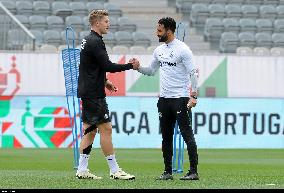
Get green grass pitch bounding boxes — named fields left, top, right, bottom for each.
left=0, top=148, right=283, bottom=189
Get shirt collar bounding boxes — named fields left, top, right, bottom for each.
left=165, top=38, right=177, bottom=47
left=91, top=30, right=103, bottom=39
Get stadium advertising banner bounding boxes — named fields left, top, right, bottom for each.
left=0, top=96, right=283, bottom=148
left=0, top=53, right=284, bottom=98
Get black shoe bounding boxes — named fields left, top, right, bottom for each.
left=156, top=171, right=173, bottom=180
left=180, top=171, right=199, bottom=180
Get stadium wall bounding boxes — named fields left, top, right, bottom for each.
left=0, top=53, right=283, bottom=148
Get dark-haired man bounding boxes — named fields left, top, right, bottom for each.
left=132, top=17, right=199, bottom=180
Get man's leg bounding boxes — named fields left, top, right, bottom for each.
left=156, top=98, right=176, bottom=180
left=98, top=122, right=135, bottom=180
left=76, top=123, right=102, bottom=179
left=175, top=98, right=199, bottom=180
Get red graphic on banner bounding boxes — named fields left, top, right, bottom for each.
left=2, top=122, right=12, bottom=134
left=105, top=56, right=126, bottom=96
left=14, top=137, right=23, bottom=148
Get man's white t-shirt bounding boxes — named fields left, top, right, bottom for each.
left=138, top=38, right=198, bottom=98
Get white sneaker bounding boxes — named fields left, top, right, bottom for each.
left=76, top=169, right=102, bottom=180
left=110, top=168, right=135, bottom=180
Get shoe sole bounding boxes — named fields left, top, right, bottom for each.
left=110, top=175, right=135, bottom=180
left=180, top=178, right=199, bottom=180
left=76, top=175, right=102, bottom=180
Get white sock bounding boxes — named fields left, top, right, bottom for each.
left=106, top=154, right=119, bottom=173
left=77, top=154, right=90, bottom=172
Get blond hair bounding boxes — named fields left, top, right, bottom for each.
left=89, top=9, right=109, bottom=26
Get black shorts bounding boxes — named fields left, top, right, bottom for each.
left=81, top=97, right=110, bottom=126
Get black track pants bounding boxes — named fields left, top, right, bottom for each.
left=157, top=97, right=198, bottom=174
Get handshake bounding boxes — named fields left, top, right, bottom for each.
left=128, top=58, right=140, bottom=70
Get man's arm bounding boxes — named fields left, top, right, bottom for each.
left=137, top=54, right=160, bottom=76
left=182, top=49, right=199, bottom=108
left=97, top=51, right=134, bottom=72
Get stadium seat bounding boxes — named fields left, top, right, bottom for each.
left=219, top=32, right=239, bottom=53
left=69, top=2, right=87, bottom=17
left=198, top=0, right=212, bottom=4
left=40, top=44, right=58, bottom=52
left=61, top=30, right=79, bottom=46
left=1, top=1, right=17, bottom=14
left=274, top=19, right=284, bottom=33
left=118, top=17, right=137, bottom=33
left=190, top=3, right=209, bottom=28
left=236, top=46, right=253, bottom=55
left=223, top=18, right=240, bottom=34
left=229, top=0, right=244, bottom=4
left=276, top=5, right=284, bottom=19
left=280, top=0, right=284, bottom=5
left=104, top=3, right=122, bottom=18
left=132, top=32, right=151, bottom=47
left=225, top=4, right=242, bottom=19
left=253, top=47, right=271, bottom=56
left=270, top=47, right=284, bottom=56
left=43, top=30, right=61, bottom=46
left=109, top=17, right=119, bottom=33
left=208, top=4, right=226, bottom=19
left=46, top=16, right=65, bottom=31
left=238, top=32, right=255, bottom=48
left=51, top=1, right=73, bottom=19
left=255, top=32, right=273, bottom=48
left=243, top=0, right=262, bottom=5
left=86, top=2, right=104, bottom=13
left=130, top=46, right=147, bottom=54
left=239, top=18, right=257, bottom=33
left=16, top=1, right=33, bottom=16
left=15, top=15, right=30, bottom=29
left=33, top=1, right=50, bottom=16
left=7, top=29, right=27, bottom=50
left=263, top=0, right=279, bottom=6
left=30, top=29, right=44, bottom=46
left=272, top=33, right=284, bottom=47
left=114, top=31, right=134, bottom=47
left=82, top=16, right=89, bottom=30
left=255, top=19, right=273, bottom=34
left=204, top=18, right=224, bottom=41
left=29, top=15, right=47, bottom=31
left=65, top=16, right=84, bottom=35
left=112, top=45, right=129, bottom=55
left=79, top=31, right=90, bottom=42
left=241, top=5, right=258, bottom=19
left=211, top=0, right=228, bottom=4
left=178, top=1, right=193, bottom=17
left=102, top=32, right=116, bottom=47
left=259, top=5, right=277, bottom=21
left=23, top=43, right=39, bottom=51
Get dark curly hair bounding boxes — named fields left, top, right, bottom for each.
left=158, top=17, right=176, bottom=33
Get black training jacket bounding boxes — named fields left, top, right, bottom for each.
left=77, top=30, right=133, bottom=98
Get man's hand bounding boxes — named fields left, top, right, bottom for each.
left=105, top=80, right=118, bottom=93
left=187, top=92, right=198, bottom=109
left=129, top=58, right=140, bottom=70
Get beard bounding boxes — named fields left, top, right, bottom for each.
left=158, top=34, right=168, bottom=42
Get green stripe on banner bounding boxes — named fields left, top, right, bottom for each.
left=2, top=135, right=13, bottom=148
left=128, top=73, right=159, bottom=92
left=34, top=117, right=52, bottom=128
left=22, top=128, right=39, bottom=147
left=36, top=131, right=56, bottom=148
left=39, top=107, right=56, bottom=114
left=0, top=101, right=10, bottom=117
left=199, top=57, right=228, bottom=97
